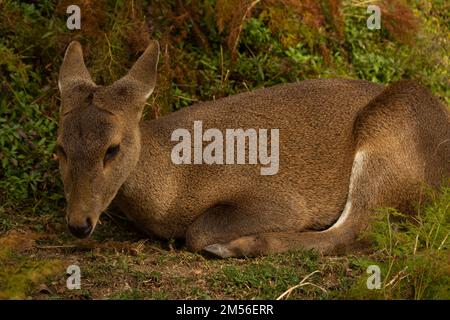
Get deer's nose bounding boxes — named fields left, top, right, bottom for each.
left=68, top=217, right=93, bottom=239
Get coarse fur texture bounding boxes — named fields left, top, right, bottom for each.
left=57, top=41, right=450, bottom=257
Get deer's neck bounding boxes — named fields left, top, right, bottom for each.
left=114, top=120, right=180, bottom=233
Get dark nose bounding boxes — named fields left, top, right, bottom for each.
left=68, top=218, right=93, bottom=239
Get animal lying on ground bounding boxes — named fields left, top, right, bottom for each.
left=56, top=40, right=450, bottom=257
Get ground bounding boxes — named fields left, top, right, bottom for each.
left=1, top=185, right=449, bottom=300
left=0, top=213, right=362, bottom=300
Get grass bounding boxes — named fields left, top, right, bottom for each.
left=347, top=185, right=450, bottom=299
left=0, top=183, right=448, bottom=300
left=0, top=0, right=449, bottom=299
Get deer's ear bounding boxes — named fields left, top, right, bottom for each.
left=59, top=41, right=94, bottom=95
left=120, top=40, right=160, bottom=99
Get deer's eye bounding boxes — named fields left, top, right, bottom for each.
left=56, top=145, right=67, bottom=160
left=104, top=144, right=120, bottom=164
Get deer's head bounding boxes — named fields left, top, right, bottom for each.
left=57, top=41, right=159, bottom=238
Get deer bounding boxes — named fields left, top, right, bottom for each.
left=56, top=40, right=450, bottom=258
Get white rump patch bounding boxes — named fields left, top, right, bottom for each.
left=329, top=150, right=366, bottom=231
left=145, top=88, right=154, bottom=100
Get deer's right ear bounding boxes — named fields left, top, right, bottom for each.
left=58, top=42, right=95, bottom=110
left=119, top=40, right=160, bottom=100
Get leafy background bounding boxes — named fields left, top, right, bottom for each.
left=0, top=0, right=449, bottom=299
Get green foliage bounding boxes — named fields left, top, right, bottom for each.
left=348, top=184, right=450, bottom=299
left=0, top=1, right=64, bottom=231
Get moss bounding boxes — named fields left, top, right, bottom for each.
left=0, top=231, right=63, bottom=299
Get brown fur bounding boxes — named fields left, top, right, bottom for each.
left=57, top=41, right=450, bottom=257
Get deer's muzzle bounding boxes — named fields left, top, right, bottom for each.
left=67, top=216, right=93, bottom=239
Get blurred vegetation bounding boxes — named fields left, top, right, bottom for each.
left=0, top=0, right=449, bottom=299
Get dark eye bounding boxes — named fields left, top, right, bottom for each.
left=104, top=144, right=120, bottom=164
left=55, top=145, right=67, bottom=160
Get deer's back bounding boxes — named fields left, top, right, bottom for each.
left=145, top=78, right=385, bottom=188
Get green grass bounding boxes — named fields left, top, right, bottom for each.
left=347, top=184, right=450, bottom=299
left=0, top=185, right=449, bottom=299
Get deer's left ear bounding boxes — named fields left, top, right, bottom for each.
left=116, top=40, right=160, bottom=100
left=58, top=41, right=96, bottom=115
left=59, top=41, right=95, bottom=94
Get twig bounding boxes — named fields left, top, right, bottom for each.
left=438, top=232, right=450, bottom=250
left=174, top=95, right=198, bottom=102
left=229, top=0, right=261, bottom=59
left=413, top=233, right=418, bottom=255
left=36, top=245, right=77, bottom=249
left=345, top=0, right=378, bottom=8
left=276, top=270, right=326, bottom=300
left=104, top=33, right=118, bottom=80
left=385, top=266, right=408, bottom=288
